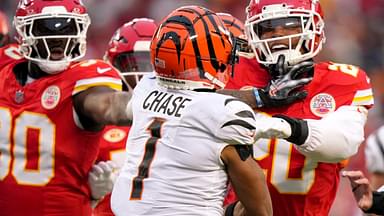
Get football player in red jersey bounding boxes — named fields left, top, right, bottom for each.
left=0, top=10, right=10, bottom=47
left=89, top=18, right=157, bottom=216
left=0, top=1, right=136, bottom=215
left=220, top=0, right=374, bottom=215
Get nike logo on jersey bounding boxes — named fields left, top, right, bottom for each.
left=97, top=67, right=111, bottom=74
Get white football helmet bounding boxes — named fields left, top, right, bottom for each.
left=14, top=0, right=90, bottom=74
left=245, top=0, right=325, bottom=66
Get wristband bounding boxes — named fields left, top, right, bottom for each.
left=364, top=191, right=384, bottom=214
left=252, top=88, right=264, bottom=108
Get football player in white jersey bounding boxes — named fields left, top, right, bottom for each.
left=365, top=125, right=384, bottom=190
left=110, top=5, right=302, bottom=216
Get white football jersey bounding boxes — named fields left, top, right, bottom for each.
left=111, top=74, right=259, bottom=216
left=365, top=125, right=384, bottom=173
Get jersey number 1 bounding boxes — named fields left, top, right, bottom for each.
left=130, top=118, right=165, bottom=200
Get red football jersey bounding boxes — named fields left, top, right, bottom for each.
left=0, top=46, right=122, bottom=216
left=93, top=125, right=129, bottom=216
left=0, top=44, right=22, bottom=69
left=225, top=57, right=374, bottom=216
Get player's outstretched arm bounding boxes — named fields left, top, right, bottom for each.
left=221, top=145, right=272, bottom=216
left=277, top=105, right=368, bottom=163
left=218, top=57, right=312, bottom=109
left=73, top=86, right=133, bottom=130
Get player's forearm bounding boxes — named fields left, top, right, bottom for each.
left=296, top=105, right=368, bottom=162
left=217, top=89, right=258, bottom=109
left=79, top=89, right=133, bottom=126
left=97, top=91, right=132, bottom=126
left=222, top=146, right=272, bottom=216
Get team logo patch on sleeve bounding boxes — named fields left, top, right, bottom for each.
left=41, top=85, right=61, bottom=110
left=310, top=93, right=336, bottom=117
left=103, top=128, right=127, bottom=143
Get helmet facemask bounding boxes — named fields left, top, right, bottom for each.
left=104, top=18, right=157, bottom=90
left=245, top=3, right=325, bottom=66
left=113, top=50, right=154, bottom=89
left=14, top=10, right=90, bottom=74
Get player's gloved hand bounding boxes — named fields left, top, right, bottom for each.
left=88, top=160, right=118, bottom=200
left=253, top=55, right=314, bottom=108
left=273, top=114, right=309, bottom=145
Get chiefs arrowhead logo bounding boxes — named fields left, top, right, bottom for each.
left=41, top=85, right=61, bottom=110
left=103, top=128, right=127, bottom=143
left=310, top=93, right=336, bottom=117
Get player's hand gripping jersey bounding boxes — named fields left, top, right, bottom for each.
left=111, top=74, right=280, bottom=216
left=226, top=57, right=373, bottom=216
left=0, top=46, right=122, bottom=216
left=92, top=125, right=130, bottom=216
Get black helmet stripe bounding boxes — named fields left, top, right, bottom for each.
left=223, top=19, right=243, bottom=33
left=185, top=7, right=226, bottom=46
left=155, top=31, right=181, bottom=63
left=158, top=15, right=204, bottom=76
left=181, top=7, right=226, bottom=73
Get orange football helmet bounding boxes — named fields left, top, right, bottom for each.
left=217, top=12, right=252, bottom=55
left=217, top=12, right=244, bottom=38
left=150, top=6, right=236, bottom=90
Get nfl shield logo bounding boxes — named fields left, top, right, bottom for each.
left=15, top=90, right=24, bottom=104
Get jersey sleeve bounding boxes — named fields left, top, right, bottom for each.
left=213, top=97, right=258, bottom=145
left=350, top=68, right=374, bottom=109
left=70, top=59, right=122, bottom=95
left=0, top=44, right=23, bottom=69
left=323, top=62, right=374, bottom=109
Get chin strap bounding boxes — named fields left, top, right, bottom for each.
left=36, top=60, right=70, bottom=74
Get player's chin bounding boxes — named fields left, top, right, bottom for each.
left=49, top=53, right=65, bottom=60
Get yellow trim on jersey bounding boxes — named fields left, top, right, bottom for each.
left=352, top=95, right=374, bottom=106
left=352, top=88, right=374, bottom=106
left=73, top=82, right=122, bottom=95
left=72, top=76, right=122, bottom=95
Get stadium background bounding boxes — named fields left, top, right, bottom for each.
left=1, top=0, right=384, bottom=215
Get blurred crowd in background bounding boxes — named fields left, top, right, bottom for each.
left=1, top=0, right=384, bottom=215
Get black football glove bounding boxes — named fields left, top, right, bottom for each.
left=254, top=55, right=314, bottom=108
left=267, top=55, right=314, bottom=80
left=273, top=114, right=308, bottom=145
